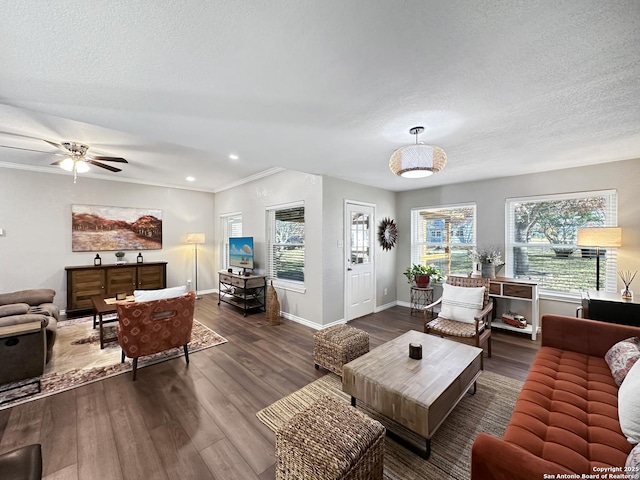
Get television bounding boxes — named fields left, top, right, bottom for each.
left=229, top=236, right=254, bottom=271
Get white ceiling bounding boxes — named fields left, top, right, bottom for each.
left=1, top=0, right=639, bottom=192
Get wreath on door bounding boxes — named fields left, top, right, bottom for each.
left=377, top=217, right=398, bottom=251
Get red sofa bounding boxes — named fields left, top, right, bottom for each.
left=472, top=314, right=640, bottom=479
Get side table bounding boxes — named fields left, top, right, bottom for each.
left=91, top=296, right=120, bottom=349
left=410, top=286, right=434, bottom=318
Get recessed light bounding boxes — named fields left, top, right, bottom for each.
left=186, top=176, right=195, bottom=182
left=229, top=154, right=239, bottom=160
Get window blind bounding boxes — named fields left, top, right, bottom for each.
left=411, top=203, right=476, bottom=276
left=266, top=202, right=305, bottom=284
left=505, top=189, right=618, bottom=293
left=219, top=213, right=242, bottom=270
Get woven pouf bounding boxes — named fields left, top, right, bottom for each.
left=275, top=396, right=385, bottom=480
left=313, top=324, right=369, bottom=376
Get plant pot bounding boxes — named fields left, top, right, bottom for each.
left=415, top=275, right=431, bottom=288
left=481, top=263, right=495, bottom=279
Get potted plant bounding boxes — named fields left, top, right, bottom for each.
left=403, top=264, right=443, bottom=288
left=115, top=251, right=126, bottom=264
left=469, top=246, right=504, bottom=279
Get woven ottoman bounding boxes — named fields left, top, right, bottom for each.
left=276, top=396, right=385, bottom=480
left=313, top=324, right=369, bottom=376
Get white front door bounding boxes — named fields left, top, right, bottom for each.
left=345, top=202, right=375, bottom=321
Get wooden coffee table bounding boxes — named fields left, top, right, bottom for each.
left=342, top=330, right=482, bottom=459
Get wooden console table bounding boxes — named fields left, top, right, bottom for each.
left=580, top=290, right=640, bottom=327
left=218, top=271, right=267, bottom=316
left=65, top=262, right=167, bottom=317
left=489, top=277, right=540, bottom=340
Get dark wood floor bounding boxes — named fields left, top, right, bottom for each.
left=0, top=294, right=540, bottom=480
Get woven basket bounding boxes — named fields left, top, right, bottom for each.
left=267, top=281, right=281, bottom=325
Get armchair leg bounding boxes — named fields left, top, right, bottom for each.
left=132, top=358, right=138, bottom=381
left=488, top=336, right=492, bottom=358
left=121, top=350, right=125, bottom=364
left=183, top=344, right=189, bottom=364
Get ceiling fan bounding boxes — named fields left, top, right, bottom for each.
left=0, top=138, right=128, bottom=183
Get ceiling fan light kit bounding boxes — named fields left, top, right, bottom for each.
left=389, top=126, right=447, bottom=178
left=59, top=157, right=90, bottom=173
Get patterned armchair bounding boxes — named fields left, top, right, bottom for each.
left=116, top=291, right=195, bottom=380
left=424, top=276, right=492, bottom=367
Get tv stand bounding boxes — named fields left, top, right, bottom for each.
left=218, top=271, right=266, bottom=316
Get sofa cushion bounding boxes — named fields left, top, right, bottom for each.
left=502, top=346, right=631, bottom=472
left=626, top=443, right=640, bottom=480
left=0, top=313, right=49, bottom=328
left=619, top=357, right=640, bottom=444
left=439, top=283, right=485, bottom=324
left=0, top=303, right=29, bottom=318
left=134, top=285, right=187, bottom=302
left=0, top=289, right=55, bottom=307
left=605, top=337, right=640, bottom=386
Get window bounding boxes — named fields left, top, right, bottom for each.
left=411, top=204, right=476, bottom=277
left=266, top=202, right=305, bottom=289
left=220, top=213, right=242, bottom=270
left=506, top=190, right=618, bottom=294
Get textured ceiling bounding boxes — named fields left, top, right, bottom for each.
left=1, top=0, right=639, bottom=192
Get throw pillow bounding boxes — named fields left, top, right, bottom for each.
left=626, top=443, right=640, bottom=480
left=134, top=285, right=187, bottom=302
left=619, top=357, right=640, bottom=444
left=605, top=337, right=640, bottom=386
left=439, top=283, right=485, bottom=324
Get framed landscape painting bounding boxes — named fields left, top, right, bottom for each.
left=72, top=204, right=162, bottom=252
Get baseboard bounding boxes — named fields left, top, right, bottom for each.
left=374, top=301, right=397, bottom=312
left=280, top=311, right=332, bottom=330
left=197, top=289, right=216, bottom=296
left=396, top=300, right=411, bottom=309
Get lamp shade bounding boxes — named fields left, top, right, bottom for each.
left=59, top=158, right=91, bottom=173
left=389, top=143, right=447, bottom=178
left=186, top=232, right=205, bottom=244
left=576, top=227, right=622, bottom=247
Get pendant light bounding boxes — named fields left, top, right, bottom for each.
left=389, top=126, right=447, bottom=178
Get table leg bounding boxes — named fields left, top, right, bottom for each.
left=385, top=429, right=431, bottom=460
left=351, top=396, right=356, bottom=407
left=99, top=313, right=104, bottom=349
left=93, top=311, right=97, bottom=329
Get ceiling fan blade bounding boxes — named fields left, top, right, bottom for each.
left=87, top=160, right=122, bottom=172
left=43, top=139, right=66, bottom=150
left=87, top=155, right=128, bottom=163
left=0, top=144, right=59, bottom=154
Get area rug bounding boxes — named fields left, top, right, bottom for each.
left=257, top=371, right=522, bottom=480
left=0, top=316, right=227, bottom=410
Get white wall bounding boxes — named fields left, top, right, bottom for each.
left=3, top=157, right=637, bottom=324
left=322, top=176, right=397, bottom=324
left=396, top=158, right=640, bottom=315
left=214, top=170, right=324, bottom=326
left=0, top=168, right=215, bottom=311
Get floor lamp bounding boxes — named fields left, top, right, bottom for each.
left=576, top=227, right=622, bottom=291
left=186, top=233, right=205, bottom=299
